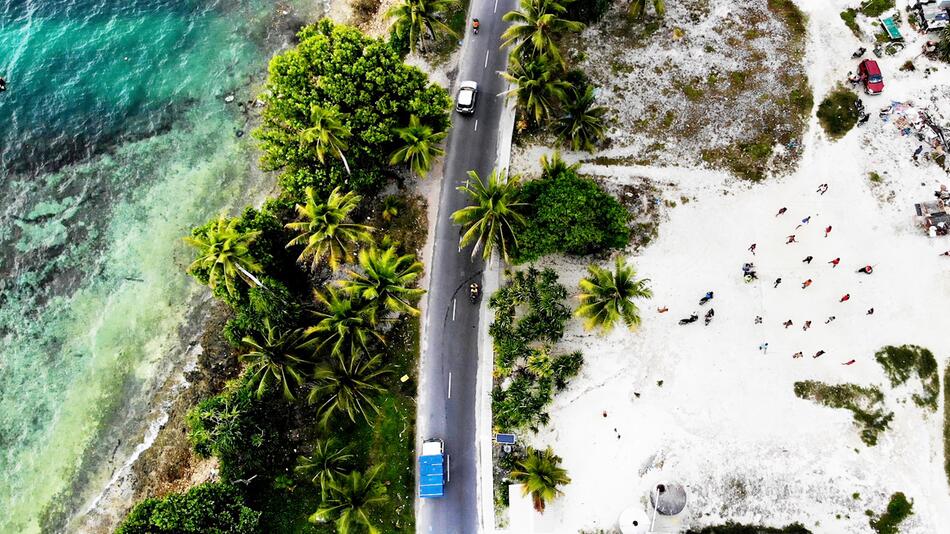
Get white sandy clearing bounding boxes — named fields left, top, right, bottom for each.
left=508, top=1, right=950, bottom=532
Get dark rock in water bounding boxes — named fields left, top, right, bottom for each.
left=235, top=129, right=244, bottom=137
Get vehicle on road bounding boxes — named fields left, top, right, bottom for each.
left=858, top=59, right=884, bottom=95
left=419, top=438, right=447, bottom=498
left=456, top=81, right=478, bottom=115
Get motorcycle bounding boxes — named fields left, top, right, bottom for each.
left=469, top=283, right=480, bottom=303
left=472, top=19, right=479, bottom=34
left=704, top=308, right=715, bottom=326
left=678, top=314, right=699, bottom=325
left=851, top=47, right=867, bottom=59
left=699, top=291, right=714, bottom=306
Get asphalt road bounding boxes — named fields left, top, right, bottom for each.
left=416, top=1, right=516, bottom=532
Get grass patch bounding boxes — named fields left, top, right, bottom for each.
left=794, top=381, right=894, bottom=446
left=944, top=363, right=950, bottom=488
left=768, top=0, right=807, bottom=40
left=868, top=492, right=913, bottom=534
left=861, top=0, right=895, bottom=18
left=702, top=133, right=775, bottom=182
left=677, top=80, right=705, bottom=102
left=687, top=524, right=812, bottom=534
left=874, top=344, right=940, bottom=410
left=840, top=9, right=860, bottom=36
left=868, top=171, right=883, bottom=183
left=817, top=86, right=860, bottom=140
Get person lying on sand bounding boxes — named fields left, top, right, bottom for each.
left=657, top=306, right=669, bottom=313
left=842, top=359, right=856, bottom=365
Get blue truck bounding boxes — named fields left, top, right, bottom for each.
left=418, top=438, right=447, bottom=498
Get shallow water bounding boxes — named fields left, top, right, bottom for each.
left=0, top=0, right=322, bottom=531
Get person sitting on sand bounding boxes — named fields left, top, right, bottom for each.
left=829, top=257, right=840, bottom=267
left=786, top=235, right=797, bottom=244
left=814, top=350, right=826, bottom=358
left=657, top=306, right=669, bottom=313
left=783, top=320, right=793, bottom=328
left=776, top=207, right=787, bottom=216
left=802, top=279, right=812, bottom=289
left=793, top=352, right=803, bottom=359
left=842, top=359, right=856, bottom=365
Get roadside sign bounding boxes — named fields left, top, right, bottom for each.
left=495, top=433, right=516, bottom=444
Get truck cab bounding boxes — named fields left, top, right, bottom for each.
left=419, top=438, right=446, bottom=498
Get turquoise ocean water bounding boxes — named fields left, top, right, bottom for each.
left=0, top=0, right=320, bottom=531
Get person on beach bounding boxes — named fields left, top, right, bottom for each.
left=802, top=279, right=812, bottom=289
left=825, top=316, right=836, bottom=324
left=867, top=308, right=874, bottom=315
left=802, top=255, right=813, bottom=264
left=842, top=359, right=856, bottom=365
left=774, top=277, right=782, bottom=288
left=840, top=293, right=850, bottom=302
left=941, top=251, right=950, bottom=256
left=787, top=235, right=797, bottom=244
left=814, top=350, right=826, bottom=358
left=776, top=207, right=787, bottom=216
left=829, top=257, right=840, bottom=267
left=796, top=216, right=811, bottom=229
left=657, top=306, right=669, bottom=313
left=748, top=243, right=756, bottom=255
left=793, top=352, right=803, bottom=359
left=754, top=316, right=763, bottom=324
left=857, top=265, right=873, bottom=274
left=802, top=320, right=812, bottom=331
left=783, top=320, right=793, bottom=328
left=913, top=145, right=923, bottom=161
left=817, top=184, right=829, bottom=195
left=824, top=225, right=832, bottom=237
left=759, top=342, right=769, bottom=353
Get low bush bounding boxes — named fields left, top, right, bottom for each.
left=868, top=492, right=913, bottom=534
left=861, top=0, right=895, bottom=17
left=874, top=344, right=940, bottom=410
left=514, top=168, right=629, bottom=263
left=817, top=87, right=860, bottom=139
left=944, top=363, right=950, bottom=487
left=840, top=9, right=859, bottom=36
left=688, top=523, right=812, bottom=534
left=794, top=381, right=894, bottom=446
left=116, top=483, right=259, bottom=534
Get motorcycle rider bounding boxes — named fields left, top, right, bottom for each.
left=470, top=282, right=480, bottom=300
left=472, top=18, right=480, bottom=34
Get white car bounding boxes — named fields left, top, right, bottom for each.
left=456, top=81, right=478, bottom=115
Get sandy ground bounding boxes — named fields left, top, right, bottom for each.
left=507, top=1, right=950, bottom=532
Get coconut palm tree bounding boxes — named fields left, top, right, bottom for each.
left=576, top=256, right=653, bottom=332
left=629, top=0, right=665, bottom=19
left=526, top=346, right=554, bottom=378
left=386, top=0, right=459, bottom=54
left=553, top=84, right=607, bottom=152
left=501, top=55, right=572, bottom=124
left=240, top=320, right=316, bottom=400
left=339, top=245, right=425, bottom=316
left=299, top=104, right=353, bottom=175
left=295, top=438, right=354, bottom=498
left=389, top=115, right=446, bottom=178
left=510, top=446, right=571, bottom=513
left=184, top=215, right=263, bottom=297
left=308, top=286, right=383, bottom=358
left=308, top=351, right=392, bottom=427
left=309, top=466, right=388, bottom=533
left=539, top=150, right=580, bottom=178
left=285, top=187, right=374, bottom=271
left=452, top=168, right=527, bottom=262
left=501, top=0, right=584, bottom=66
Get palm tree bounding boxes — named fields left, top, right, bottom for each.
left=240, top=320, right=316, bottom=400
left=310, top=466, right=388, bottom=533
left=308, top=352, right=392, bottom=427
left=389, top=115, right=446, bottom=178
left=380, top=195, right=401, bottom=223
left=553, top=85, right=607, bottom=152
left=629, top=0, right=665, bottom=19
left=501, top=0, right=584, bottom=66
left=539, top=150, right=580, bottom=178
left=285, top=187, right=374, bottom=271
left=526, top=346, right=554, bottom=378
left=339, top=245, right=425, bottom=316
left=510, top=446, right=571, bottom=513
left=295, top=438, right=354, bottom=498
left=308, top=286, right=383, bottom=358
left=576, top=256, right=653, bottom=332
left=184, top=215, right=263, bottom=297
left=386, top=0, right=459, bottom=54
left=452, top=168, right=527, bottom=262
left=299, top=104, right=352, bottom=175
left=501, top=55, right=572, bottom=124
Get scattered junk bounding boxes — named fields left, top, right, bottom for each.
left=742, top=262, right=757, bottom=282
left=912, top=0, right=950, bottom=32
left=916, top=185, right=950, bottom=236
left=618, top=482, right=688, bottom=534
left=879, top=101, right=949, bottom=168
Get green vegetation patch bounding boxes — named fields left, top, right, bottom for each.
left=817, top=86, right=861, bottom=140
left=513, top=167, right=629, bottom=263
left=944, top=363, right=950, bottom=487
left=688, top=523, right=812, bottom=534
left=794, top=381, right=894, bottom=446
left=874, top=344, right=940, bottom=410
left=116, top=483, right=260, bottom=534
left=768, top=0, right=807, bottom=41
left=841, top=9, right=860, bottom=36
left=868, top=492, right=914, bottom=534
left=861, top=0, right=895, bottom=17
left=868, top=171, right=883, bottom=183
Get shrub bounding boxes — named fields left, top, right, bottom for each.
left=567, top=0, right=612, bottom=24
left=116, top=483, right=260, bottom=534
left=514, top=169, right=630, bottom=263
left=817, top=86, right=860, bottom=140
left=255, top=18, right=451, bottom=198
left=874, top=344, right=940, bottom=411
left=840, top=9, right=859, bottom=36
left=222, top=276, right=301, bottom=347
left=868, top=492, right=913, bottom=534
left=687, top=524, right=812, bottom=534
left=793, top=381, right=894, bottom=446
left=945, top=363, right=950, bottom=487
left=860, top=0, right=894, bottom=17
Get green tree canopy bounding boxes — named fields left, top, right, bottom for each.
left=502, top=55, right=572, bottom=124
left=386, top=0, right=459, bottom=54
left=184, top=215, right=264, bottom=298
left=310, top=466, right=389, bottom=533
left=295, top=438, right=355, bottom=498
left=116, top=483, right=259, bottom=534
left=308, top=352, right=392, bottom=427
left=285, top=186, right=375, bottom=271
left=576, top=256, right=652, bottom=332
left=255, top=19, right=451, bottom=199
left=339, top=245, right=426, bottom=316
left=308, top=286, right=383, bottom=358
left=389, top=114, right=447, bottom=178
left=514, top=161, right=629, bottom=263
left=510, top=446, right=571, bottom=513
left=240, top=320, right=316, bottom=400
left=452, top=168, right=527, bottom=262
left=553, top=84, right=608, bottom=151
left=501, top=0, right=584, bottom=66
